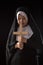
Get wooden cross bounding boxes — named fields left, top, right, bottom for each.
left=13, top=23, right=29, bottom=49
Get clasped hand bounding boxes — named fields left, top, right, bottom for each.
left=15, top=36, right=27, bottom=50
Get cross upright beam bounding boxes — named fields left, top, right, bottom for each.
left=13, top=23, right=29, bottom=49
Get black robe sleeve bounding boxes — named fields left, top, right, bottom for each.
left=26, top=32, right=42, bottom=50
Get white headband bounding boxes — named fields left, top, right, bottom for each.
left=16, top=11, right=28, bottom=22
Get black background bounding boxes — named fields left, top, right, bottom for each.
left=0, top=1, right=43, bottom=65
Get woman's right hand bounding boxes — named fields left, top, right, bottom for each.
left=15, top=42, right=23, bottom=50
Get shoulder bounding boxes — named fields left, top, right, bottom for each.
left=27, top=25, right=34, bottom=35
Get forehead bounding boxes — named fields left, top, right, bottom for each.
left=18, top=14, right=26, bottom=18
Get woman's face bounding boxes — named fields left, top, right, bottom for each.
left=17, top=14, right=28, bottom=27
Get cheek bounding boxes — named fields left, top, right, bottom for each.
left=17, top=20, right=21, bottom=25
left=23, top=20, right=27, bottom=24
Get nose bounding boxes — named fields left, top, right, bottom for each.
left=20, top=18, right=22, bottom=21
left=20, top=18, right=23, bottom=23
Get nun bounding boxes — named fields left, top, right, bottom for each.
left=6, top=7, right=42, bottom=65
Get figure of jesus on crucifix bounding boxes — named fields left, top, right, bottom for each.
left=13, top=23, right=28, bottom=50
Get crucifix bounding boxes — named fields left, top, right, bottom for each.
left=13, top=23, right=29, bottom=49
